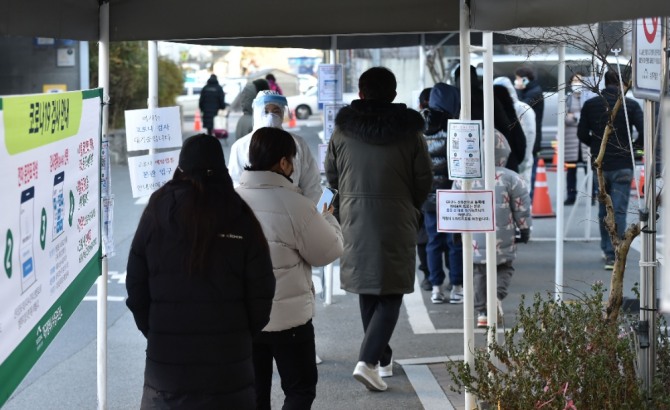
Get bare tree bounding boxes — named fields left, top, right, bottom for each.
left=504, top=23, right=648, bottom=321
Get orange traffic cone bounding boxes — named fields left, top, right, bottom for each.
left=194, top=111, right=202, bottom=132
left=639, top=165, right=645, bottom=197
left=288, top=110, right=297, bottom=128
left=532, top=158, right=556, bottom=218
left=548, top=141, right=558, bottom=172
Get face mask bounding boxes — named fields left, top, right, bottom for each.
left=571, top=83, right=582, bottom=93
left=261, top=112, right=283, bottom=128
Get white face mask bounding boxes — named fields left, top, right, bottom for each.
left=261, top=112, right=283, bottom=128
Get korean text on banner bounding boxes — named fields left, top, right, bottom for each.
left=0, top=89, right=103, bottom=407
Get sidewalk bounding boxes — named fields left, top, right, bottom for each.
left=304, top=203, right=642, bottom=409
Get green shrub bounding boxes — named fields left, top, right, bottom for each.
left=448, top=284, right=670, bottom=409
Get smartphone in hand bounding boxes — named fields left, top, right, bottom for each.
left=316, top=187, right=338, bottom=211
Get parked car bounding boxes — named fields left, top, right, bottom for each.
left=175, top=85, right=201, bottom=118
left=287, top=86, right=358, bottom=119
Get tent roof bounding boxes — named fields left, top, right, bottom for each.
left=0, top=1, right=668, bottom=43
left=180, top=32, right=533, bottom=50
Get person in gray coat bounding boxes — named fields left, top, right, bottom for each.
left=234, top=78, right=269, bottom=139
left=325, top=67, right=432, bottom=392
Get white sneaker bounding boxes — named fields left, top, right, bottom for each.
left=353, top=361, right=388, bottom=391
left=477, top=312, right=488, bottom=328
left=449, top=285, right=463, bottom=304
left=431, top=285, right=445, bottom=304
left=378, top=358, right=393, bottom=378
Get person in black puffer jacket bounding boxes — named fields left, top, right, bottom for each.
left=198, top=74, right=226, bottom=136
left=420, top=83, right=464, bottom=305
left=126, top=134, right=276, bottom=409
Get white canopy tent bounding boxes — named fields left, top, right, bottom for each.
left=1, top=1, right=669, bottom=408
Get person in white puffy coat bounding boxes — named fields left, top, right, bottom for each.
left=228, top=90, right=322, bottom=203
left=494, top=76, right=536, bottom=187
left=236, top=127, right=343, bottom=409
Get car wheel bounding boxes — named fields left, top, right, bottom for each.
left=295, top=105, right=311, bottom=120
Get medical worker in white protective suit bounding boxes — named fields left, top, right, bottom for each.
left=228, top=90, right=322, bottom=203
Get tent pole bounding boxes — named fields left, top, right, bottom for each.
left=459, top=1, right=475, bottom=409
left=419, top=34, right=426, bottom=91
left=329, top=36, right=337, bottom=64
left=97, top=2, right=109, bottom=409
left=555, top=45, right=566, bottom=301
left=148, top=41, right=158, bottom=110
left=481, top=32, right=498, bottom=354
left=640, top=99, right=658, bottom=398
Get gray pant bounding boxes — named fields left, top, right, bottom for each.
left=474, top=261, right=514, bottom=313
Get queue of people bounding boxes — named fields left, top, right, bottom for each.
left=127, top=62, right=646, bottom=406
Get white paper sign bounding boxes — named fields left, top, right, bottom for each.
left=125, top=106, right=183, bottom=151
left=447, top=120, right=483, bottom=179
left=318, top=143, right=328, bottom=173
left=436, top=190, right=495, bottom=232
left=323, top=103, right=344, bottom=143
left=317, top=64, right=344, bottom=103
left=633, top=17, right=665, bottom=101
left=127, top=150, right=180, bottom=198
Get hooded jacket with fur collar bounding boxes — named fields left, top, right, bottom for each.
left=324, top=99, right=432, bottom=295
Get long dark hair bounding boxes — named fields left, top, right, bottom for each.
left=145, top=134, right=267, bottom=276
left=244, top=127, right=297, bottom=171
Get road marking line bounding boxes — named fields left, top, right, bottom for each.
left=402, top=364, right=455, bottom=410
left=83, top=296, right=125, bottom=302
left=405, top=276, right=437, bottom=334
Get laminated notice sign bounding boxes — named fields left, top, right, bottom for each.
left=436, top=190, right=494, bottom=232
left=447, top=120, right=483, bottom=179
left=0, top=89, right=103, bottom=406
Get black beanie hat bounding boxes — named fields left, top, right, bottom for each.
left=178, top=134, right=226, bottom=177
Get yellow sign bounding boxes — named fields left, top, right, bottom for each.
left=42, top=84, right=67, bottom=94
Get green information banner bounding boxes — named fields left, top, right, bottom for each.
left=0, top=89, right=103, bottom=406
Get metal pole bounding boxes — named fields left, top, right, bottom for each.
left=459, top=2, right=475, bottom=408
left=419, top=34, right=426, bottom=91
left=639, top=99, right=657, bottom=398
left=79, top=41, right=90, bottom=90
left=330, top=36, right=337, bottom=64
left=97, top=3, right=109, bottom=409
left=148, top=41, right=158, bottom=109
left=482, top=32, right=497, bottom=351
left=555, top=45, right=566, bottom=301
left=663, top=96, right=670, bottom=314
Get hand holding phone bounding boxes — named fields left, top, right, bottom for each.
left=317, top=188, right=338, bottom=214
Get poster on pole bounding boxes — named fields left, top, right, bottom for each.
left=323, top=103, right=344, bottom=143
left=318, top=143, right=328, bottom=173
left=317, top=64, right=343, bottom=103
left=436, top=190, right=495, bottom=232
left=632, top=17, right=665, bottom=101
left=125, top=106, right=182, bottom=151
left=0, top=89, right=103, bottom=406
left=447, top=120, right=483, bottom=179
left=127, top=150, right=180, bottom=198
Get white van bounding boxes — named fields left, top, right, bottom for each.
left=466, top=53, right=639, bottom=159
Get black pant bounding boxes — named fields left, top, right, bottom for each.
left=253, top=321, right=317, bottom=410
left=358, top=294, right=403, bottom=366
